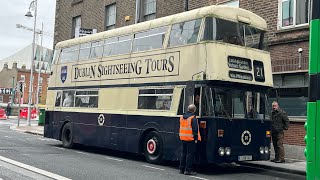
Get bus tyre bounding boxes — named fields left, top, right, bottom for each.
left=61, top=123, right=74, bottom=148
left=144, top=131, right=163, bottom=164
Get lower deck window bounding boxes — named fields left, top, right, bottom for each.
left=138, top=88, right=173, bottom=110
left=56, top=90, right=99, bottom=108
left=75, top=90, right=99, bottom=108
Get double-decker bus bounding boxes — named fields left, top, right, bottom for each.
left=45, top=5, right=273, bottom=164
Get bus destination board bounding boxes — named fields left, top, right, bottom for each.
left=228, top=56, right=252, bottom=71
left=253, top=60, right=265, bottom=82
left=229, top=71, right=253, bottom=81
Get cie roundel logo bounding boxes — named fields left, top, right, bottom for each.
left=61, top=66, right=68, bottom=83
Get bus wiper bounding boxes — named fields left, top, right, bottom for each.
left=218, top=95, right=232, bottom=122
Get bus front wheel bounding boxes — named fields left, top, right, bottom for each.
left=143, top=131, right=163, bottom=164
left=61, top=123, right=74, bottom=148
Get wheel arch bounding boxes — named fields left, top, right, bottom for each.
left=59, top=116, right=73, bottom=140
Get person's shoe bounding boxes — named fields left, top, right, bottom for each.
left=270, top=158, right=278, bottom=162
left=184, top=171, right=197, bottom=175
left=274, top=159, right=285, bottom=163
left=179, top=169, right=184, bottom=174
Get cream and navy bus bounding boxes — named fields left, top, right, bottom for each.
left=45, top=5, right=273, bottom=164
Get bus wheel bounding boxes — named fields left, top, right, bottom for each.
left=61, top=123, right=74, bottom=148
left=143, top=131, right=163, bottom=164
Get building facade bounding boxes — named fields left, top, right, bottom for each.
left=54, top=0, right=309, bottom=159
left=0, top=62, right=50, bottom=105
left=0, top=44, right=53, bottom=106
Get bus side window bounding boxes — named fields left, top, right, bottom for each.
left=62, top=90, right=75, bottom=107
left=178, top=89, right=185, bottom=115
left=55, top=91, right=62, bottom=107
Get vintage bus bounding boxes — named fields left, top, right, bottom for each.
left=44, top=5, right=273, bottom=164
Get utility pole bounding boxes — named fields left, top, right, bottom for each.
left=305, top=0, right=320, bottom=179
left=36, top=23, right=44, bottom=108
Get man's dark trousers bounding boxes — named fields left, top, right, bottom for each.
left=272, top=132, right=285, bottom=161
left=179, top=141, right=196, bottom=172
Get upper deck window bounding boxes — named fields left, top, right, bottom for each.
left=103, top=35, right=132, bottom=56
left=203, top=17, right=266, bottom=50
left=132, top=26, right=167, bottom=52
left=60, top=45, right=79, bottom=63
left=90, top=40, right=104, bottom=59
left=168, top=19, right=202, bottom=47
left=79, top=42, right=91, bottom=61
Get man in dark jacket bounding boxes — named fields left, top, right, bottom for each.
left=6, top=102, right=11, bottom=117
left=271, top=101, right=289, bottom=163
left=179, top=104, right=201, bottom=175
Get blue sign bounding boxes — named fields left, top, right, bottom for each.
left=61, top=66, right=67, bottom=83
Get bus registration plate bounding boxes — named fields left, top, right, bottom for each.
left=238, top=155, right=252, bottom=161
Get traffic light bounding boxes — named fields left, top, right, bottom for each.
left=18, top=81, right=23, bottom=93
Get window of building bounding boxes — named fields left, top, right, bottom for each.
left=60, top=45, right=79, bottom=63
left=39, top=77, right=43, bottom=85
left=90, top=40, right=104, bottom=59
left=168, top=19, right=202, bottom=47
left=75, top=90, right=99, bottom=108
left=0, top=96, right=3, bottom=103
left=20, top=75, right=25, bottom=82
left=62, top=90, right=75, bottom=107
left=279, top=0, right=309, bottom=28
left=39, top=85, right=42, bottom=95
left=103, top=35, right=132, bottom=56
left=79, top=42, right=91, bottom=61
left=132, top=26, right=167, bottom=52
left=72, top=16, right=81, bottom=38
left=105, top=3, right=116, bottom=30
left=142, top=0, right=156, bottom=21
left=138, top=88, right=173, bottom=110
left=220, top=0, right=239, bottom=7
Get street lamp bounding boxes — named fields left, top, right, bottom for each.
left=25, top=0, right=37, bottom=126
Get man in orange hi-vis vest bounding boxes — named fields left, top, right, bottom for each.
left=179, top=104, right=201, bottom=175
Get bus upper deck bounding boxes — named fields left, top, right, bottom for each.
left=50, top=5, right=272, bottom=90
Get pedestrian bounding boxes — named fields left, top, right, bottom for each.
left=6, top=102, right=11, bottom=117
left=179, top=104, right=201, bottom=175
left=271, top=101, right=289, bottom=163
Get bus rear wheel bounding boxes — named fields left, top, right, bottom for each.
left=61, top=123, right=74, bottom=148
left=143, top=131, right=163, bottom=164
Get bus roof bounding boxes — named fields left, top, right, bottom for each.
left=56, top=5, right=267, bottom=49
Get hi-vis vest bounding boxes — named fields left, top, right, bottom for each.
left=179, top=115, right=201, bottom=141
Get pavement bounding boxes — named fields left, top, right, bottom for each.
left=241, top=158, right=306, bottom=176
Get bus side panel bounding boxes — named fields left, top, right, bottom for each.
left=127, top=115, right=180, bottom=160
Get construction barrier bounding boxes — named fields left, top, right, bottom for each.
left=20, top=108, right=38, bottom=119
left=0, top=108, right=7, bottom=120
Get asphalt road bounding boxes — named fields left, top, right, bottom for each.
left=0, top=119, right=306, bottom=180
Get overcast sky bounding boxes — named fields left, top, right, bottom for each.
left=0, top=0, right=56, bottom=60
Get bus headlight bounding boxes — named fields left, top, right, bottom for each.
left=218, top=147, right=225, bottom=156
left=225, top=147, right=231, bottom=156
left=259, top=147, right=265, bottom=154
left=264, top=146, right=269, bottom=154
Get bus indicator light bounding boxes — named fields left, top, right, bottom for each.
left=218, top=129, right=224, bottom=137
left=266, top=131, right=271, bottom=138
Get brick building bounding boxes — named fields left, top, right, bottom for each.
left=0, top=44, right=53, bottom=106
left=54, top=0, right=309, bottom=159
left=0, top=62, right=50, bottom=105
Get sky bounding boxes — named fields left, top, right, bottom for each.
left=0, top=0, right=56, bottom=60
